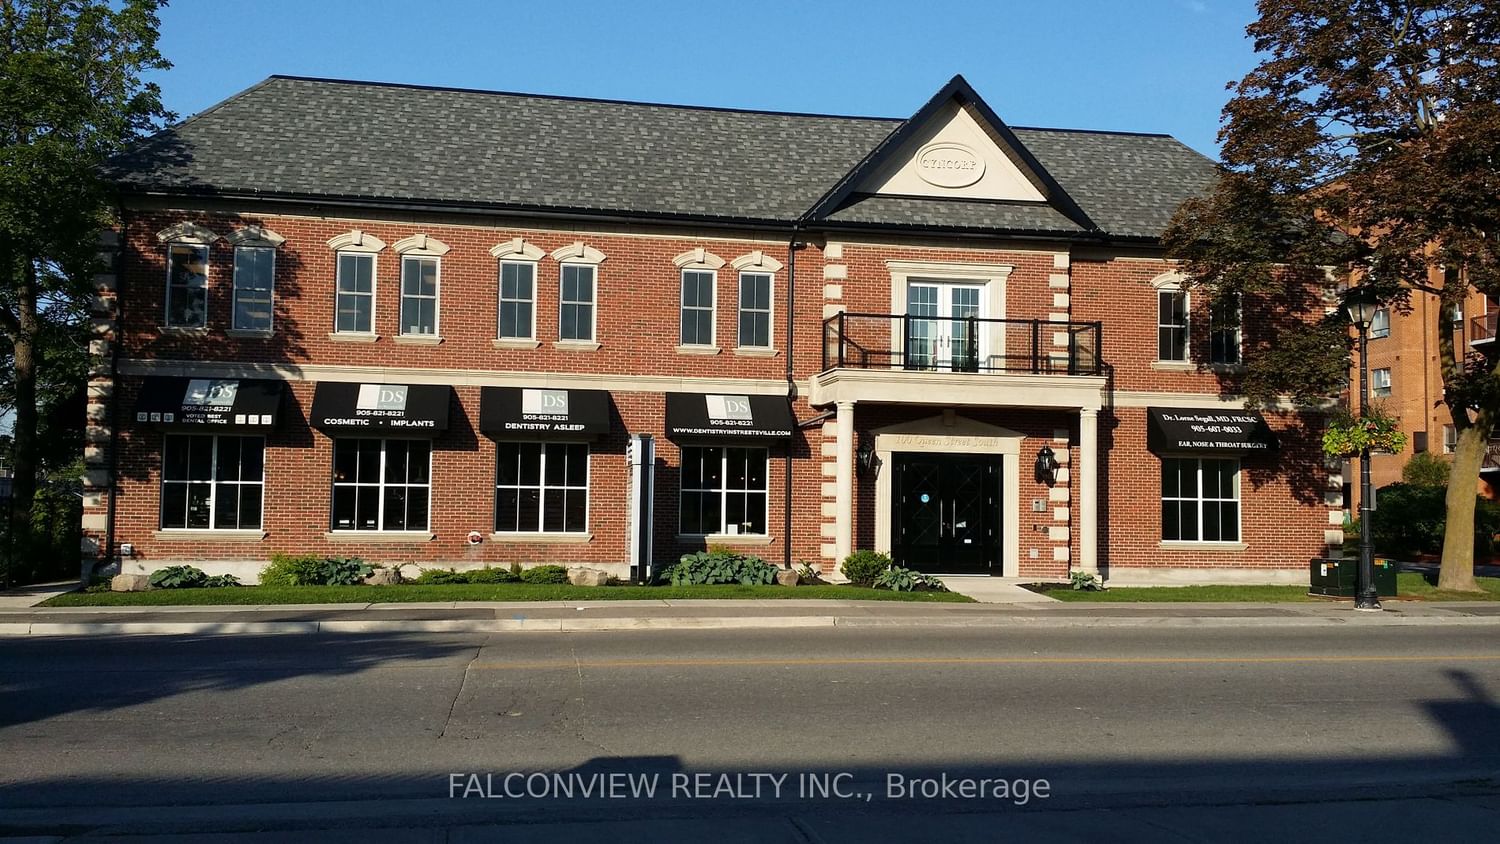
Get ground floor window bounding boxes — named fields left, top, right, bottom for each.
left=1161, top=457, right=1239, bottom=542
left=494, top=442, right=589, bottom=532
left=680, top=446, right=767, bottom=535
left=331, top=438, right=431, bottom=531
left=160, top=434, right=264, bottom=530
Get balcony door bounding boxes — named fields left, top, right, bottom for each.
left=905, top=282, right=984, bottom=372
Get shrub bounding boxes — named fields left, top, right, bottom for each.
left=519, top=564, right=570, bottom=584
left=414, top=568, right=471, bottom=585
left=260, top=554, right=371, bottom=586
left=1402, top=452, right=1451, bottom=487
left=148, top=565, right=208, bottom=589
left=203, top=574, right=241, bottom=588
left=1363, top=483, right=1500, bottom=559
left=1069, top=570, right=1104, bottom=591
left=872, top=566, right=949, bottom=592
left=466, top=566, right=519, bottom=584
left=795, top=561, right=824, bottom=585
left=659, top=550, right=777, bottom=586
left=260, top=554, right=326, bottom=587
left=840, top=550, right=892, bottom=586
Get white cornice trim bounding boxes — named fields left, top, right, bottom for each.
left=550, top=242, right=606, bottom=264
left=885, top=259, right=1014, bottom=279
left=156, top=222, right=220, bottom=244
left=1109, top=391, right=1324, bottom=412
left=325, top=229, right=387, bottom=253
left=392, top=233, right=451, bottom=256
left=489, top=237, right=546, bottom=261
left=730, top=250, right=784, bottom=273
left=672, top=248, right=726, bottom=270
left=224, top=226, right=285, bottom=248
left=117, top=358, right=797, bottom=396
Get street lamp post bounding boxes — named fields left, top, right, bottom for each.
left=1344, top=286, right=1382, bottom=612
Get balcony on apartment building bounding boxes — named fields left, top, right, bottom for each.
left=1471, top=309, right=1499, bottom=347
left=812, top=312, right=1107, bottom=408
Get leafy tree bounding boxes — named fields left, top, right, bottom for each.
left=1402, top=451, right=1451, bottom=487
left=0, top=0, right=170, bottom=580
left=1164, top=2, right=1500, bottom=592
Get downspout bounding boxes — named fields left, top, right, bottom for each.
left=101, top=202, right=125, bottom=579
left=784, top=225, right=806, bottom=569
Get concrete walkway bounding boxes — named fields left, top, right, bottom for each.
left=934, top=576, right=1058, bottom=603
left=0, top=581, right=77, bottom=609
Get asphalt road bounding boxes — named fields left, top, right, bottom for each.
left=5, top=626, right=1500, bottom=841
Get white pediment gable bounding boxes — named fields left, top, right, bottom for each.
left=859, top=100, right=1046, bottom=202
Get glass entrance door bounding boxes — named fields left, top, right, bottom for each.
left=891, top=452, right=1002, bottom=574
left=905, top=283, right=984, bottom=372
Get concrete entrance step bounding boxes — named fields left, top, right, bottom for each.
left=934, top=576, right=1058, bottom=604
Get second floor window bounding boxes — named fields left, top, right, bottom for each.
left=738, top=272, right=772, bottom=348
left=1158, top=289, right=1188, bottom=361
left=1208, top=293, right=1241, bottom=366
left=498, top=261, right=536, bottom=339
left=1370, top=308, right=1390, bottom=339
left=400, top=256, right=440, bottom=337
left=335, top=253, right=375, bottom=334
left=166, top=244, right=209, bottom=328
left=1372, top=368, right=1392, bottom=397
left=560, top=264, right=596, bottom=342
left=232, top=247, right=274, bottom=331
left=680, top=269, right=716, bottom=346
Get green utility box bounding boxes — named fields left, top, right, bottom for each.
left=1308, top=557, right=1398, bottom=597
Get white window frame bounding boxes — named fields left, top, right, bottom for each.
left=330, top=438, right=432, bottom=532
left=1372, top=368, right=1392, bottom=397
left=679, top=268, right=718, bottom=347
left=737, top=271, right=774, bottom=349
left=497, top=260, right=538, bottom=340
left=1370, top=307, right=1390, bottom=339
left=1208, top=293, right=1241, bottom=366
left=558, top=263, right=598, bottom=342
left=398, top=255, right=441, bottom=338
left=231, top=246, right=276, bottom=332
left=1161, top=456, right=1241, bottom=544
left=1157, top=286, right=1190, bottom=362
left=159, top=434, right=265, bottom=531
left=678, top=446, right=770, bottom=537
left=493, top=442, right=591, bottom=534
left=334, top=252, right=377, bottom=335
left=165, top=243, right=210, bottom=329
left=1443, top=424, right=1458, bottom=454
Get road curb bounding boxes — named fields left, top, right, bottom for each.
left=5, top=613, right=1500, bottom=635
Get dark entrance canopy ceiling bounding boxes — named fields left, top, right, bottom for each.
left=479, top=387, right=611, bottom=439
left=310, top=382, right=451, bottom=435
left=664, top=393, right=794, bottom=441
left=134, top=377, right=285, bottom=431
left=1146, top=407, right=1278, bottom=455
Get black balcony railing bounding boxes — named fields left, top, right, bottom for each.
left=821, top=312, right=1104, bottom=376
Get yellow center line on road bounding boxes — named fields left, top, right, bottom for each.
left=469, top=654, right=1500, bottom=671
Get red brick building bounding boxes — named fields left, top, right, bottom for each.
left=82, top=75, right=1335, bottom=585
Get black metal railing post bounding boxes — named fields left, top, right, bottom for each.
left=1030, top=319, right=1040, bottom=373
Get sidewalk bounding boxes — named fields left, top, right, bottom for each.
left=3, top=596, right=1500, bottom=636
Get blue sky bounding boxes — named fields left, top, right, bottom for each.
left=147, top=0, right=1261, bottom=157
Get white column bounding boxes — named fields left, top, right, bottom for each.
left=835, top=400, right=855, bottom=564
left=1078, top=407, right=1099, bottom=575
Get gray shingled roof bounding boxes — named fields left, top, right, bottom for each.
left=110, top=76, right=1218, bottom=240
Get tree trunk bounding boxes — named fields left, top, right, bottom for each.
left=1439, top=424, right=1487, bottom=592
left=8, top=263, right=39, bottom=582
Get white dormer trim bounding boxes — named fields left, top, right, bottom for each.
left=325, top=230, right=387, bottom=253
left=672, top=248, right=726, bottom=270
left=224, top=226, right=286, bottom=248
left=730, top=250, right=785, bottom=273
left=489, top=237, right=546, bottom=261
left=1151, top=271, right=1187, bottom=290
left=156, top=222, right=220, bottom=244
left=550, top=242, right=606, bottom=264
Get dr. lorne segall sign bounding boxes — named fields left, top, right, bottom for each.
left=1146, top=407, right=1278, bottom=455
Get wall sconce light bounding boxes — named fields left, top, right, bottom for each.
left=856, top=438, right=877, bottom=476
left=1034, top=445, right=1059, bottom=486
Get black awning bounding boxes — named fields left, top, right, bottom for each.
left=479, top=387, right=611, bottom=439
left=1147, top=407, right=1278, bottom=455
left=134, top=377, right=285, bottom=431
left=665, top=393, right=794, bottom=441
left=310, top=382, right=451, bottom=435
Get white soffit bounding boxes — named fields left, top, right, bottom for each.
left=860, top=101, right=1046, bottom=203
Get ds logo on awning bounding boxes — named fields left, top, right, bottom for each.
left=522, top=389, right=569, bottom=416
left=356, top=384, right=409, bottom=411
left=706, top=395, right=753, bottom=422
